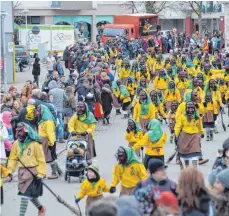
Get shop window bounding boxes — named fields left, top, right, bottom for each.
left=31, top=16, right=40, bottom=24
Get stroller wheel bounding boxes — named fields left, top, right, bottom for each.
left=68, top=175, right=71, bottom=183
left=64, top=172, right=67, bottom=181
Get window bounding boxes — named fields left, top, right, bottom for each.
left=131, top=28, right=134, bottom=34
left=103, top=28, right=124, bottom=37
left=31, top=16, right=40, bottom=24
left=51, top=1, right=60, bottom=7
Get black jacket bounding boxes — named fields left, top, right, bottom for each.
left=63, top=48, right=69, bottom=61
left=32, top=62, right=40, bottom=76
left=101, top=88, right=113, bottom=113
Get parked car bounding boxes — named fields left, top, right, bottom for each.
left=15, top=45, right=30, bottom=65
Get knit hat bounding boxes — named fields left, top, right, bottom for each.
left=116, top=196, right=140, bottom=213
left=208, top=167, right=223, bottom=186
left=87, top=164, right=99, bottom=176
left=8, top=86, right=16, bottom=92
left=155, top=191, right=178, bottom=212
left=216, top=168, right=229, bottom=189
left=148, top=159, right=168, bottom=174
left=134, top=184, right=160, bottom=214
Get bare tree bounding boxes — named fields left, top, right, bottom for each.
left=13, top=1, right=25, bottom=25
left=178, top=1, right=203, bottom=35
left=143, top=1, right=168, bottom=14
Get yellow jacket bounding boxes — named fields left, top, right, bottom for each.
left=133, top=103, right=155, bottom=123
left=8, top=141, right=46, bottom=178
left=187, top=67, right=198, bottom=77
left=225, top=89, right=229, bottom=101
left=125, top=131, right=143, bottom=144
left=175, top=78, right=190, bottom=90
left=135, top=72, right=141, bottom=83
left=68, top=114, right=96, bottom=136
left=127, top=83, right=136, bottom=96
left=219, top=84, right=227, bottom=94
left=38, top=120, right=56, bottom=146
left=132, top=95, right=139, bottom=107
left=147, top=57, right=156, bottom=71
left=211, top=90, right=223, bottom=107
left=153, top=103, right=166, bottom=119
left=140, top=72, right=151, bottom=83
left=154, top=61, right=165, bottom=71
left=174, top=116, right=204, bottom=136
left=109, top=49, right=117, bottom=58
left=203, top=101, right=218, bottom=115
left=154, top=76, right=170, bottom=91
left=120, top=94, right=131, bottom=104
left=1, top=164, right=9, bottom=187
left=77, top=178, right=110, bottom=199
left=132, top=132, right=167, bottom=156
left=164, top=89, right=181, bottom=103
left=115, top=59, right=122, bottom=67
left=119, top=68, right=130, bottom=80
left=111, top=162, right=148, bottom=188
left=112, top=88, right=120, bottom=98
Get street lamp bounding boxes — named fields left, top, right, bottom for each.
left=1, top=8, right=8, bottom=92
left=22, top=9, right=29, bottom=49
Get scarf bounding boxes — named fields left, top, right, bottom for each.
left=77, top=103, right=97, bottom=124
left=140, top=90, right=151, bottom=115
left=123, top=147, right=141, bottom=167
left=119, top=85, right=130, bottom=98
left=39, top=104, right=56, bottom=125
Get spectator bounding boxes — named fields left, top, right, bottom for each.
left=48, top=80, right=68, bottom=143
left=177, top=167, right=214, bottom=216
left=63, top=46, right=69, bottom=69
left=32, top=57, right=40, bottom=87
left=45, top=52, right=56, bottom=73
left=1, top=94, right=13, bottom=112
left=21, top=80, right=33, bottom=105
left=56, top=58, right=64, bottom=76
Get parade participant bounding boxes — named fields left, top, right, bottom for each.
left=133, top=159, right=177, bottom=196
left=146, top=50, right=157, bottom=77
left=111, top=79, right=122, bottom=115
left=119, top=84, right=131, bottom=118
left=154, top=69, right=170, bottom=93
left=6, top=122, right=46, bottom=216
left=164, top=57, right=171, bottom=69
left=186, top=58, right=197, bottom=78
left=119, top=60, right=130, bottom=84
left=175, top=71, right=189, bottom=100
left=164, top=80, right=181, bottom=113
left=154, top=54, right=165, bottom=71
left=166, top=66, right=176, bottom=80
left=202, top=92, right=218, bottom=141
left=125, top=119, right=143, bottom=156
left=126, top=76, right=136, bottom=100
left=75, top=164, right=111, bottom=213
left=131, top=61, right=141, bottom=83
left=132, top=119, right=167, bottom=168
left=68, top=102, right=97, bottom=165
left=218, top=78, right=227, bottom=106
left=149, top=90, right=166, bottom=121
left=139, top=64, right=150, bottom=83
left=223, top=64, right=229, bottom=86
left=167, top=101, right=179, bottom=144
left=174, top=101, right=204, bottom=168
left=36, top=104, right=62, bottom=179
left=110, top=146, right=148, bottom=196
left=133, top=90, right=155, bottom=133
left=187, top=77, right=205, bottom=102
left=115, top=53, right=122, bottom=74
left=138, top=77, right=150, bottom=93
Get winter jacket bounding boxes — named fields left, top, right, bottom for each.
left=133, top=103, right=156, bottom=123
left=125, top=131, right=143, bottom=145
left=111, top=162, right=148, bottom=188
left=32, top=61, right=40, bottom=76
left=133, top=176, right=177, bottom=196
left=164, top=89, right=182, bottom=103
left=56, top=63, right=64, bottom=76
left=133, top=132, right=167, bottom=156
left=101, top=88, right=113, bottom=113
left=63, top=48, right=69, bottom=61
left=48, top=80, right=68, bottom=113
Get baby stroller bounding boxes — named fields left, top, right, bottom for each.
left=65, top=134, right=88, bottom=183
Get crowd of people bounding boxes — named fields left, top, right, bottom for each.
left=0, top=32, right=229, bottom=216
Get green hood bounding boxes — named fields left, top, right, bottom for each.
left=119, top=85, right=130, bottom=98
left=150, top=90, right=160, bottom=105
left=128, top=119, right=142, bottom=134
left=128, top=76, right=136, bottom=83
left=123, top=147, right=141, bottom=165
left=77, top=103, right=97, bottom=124
left=39, top=104, right=56, bottom=125
left=184, top=91, right=192, bottom=103
left=186, top=59, right=195, bottom=68
left=17, top=122, right=41, bottom=157
left=111, top=80, right=119, bottom=90
left=140, top=90, right=151, bottom=115
left=147, top=119, right=163, bottom=143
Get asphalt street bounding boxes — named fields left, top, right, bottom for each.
left=1, top=62, right=229, bottom=216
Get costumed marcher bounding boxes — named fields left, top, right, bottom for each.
left=174, top=101, right=204, bottom=168
left=101, top=84, right=113, bottom=125
left=149, top=90, right=167, bottom=121
left=138, top=77, right=150, bottom=93
left=154, top=68, right=170, bottom=94
left=36, top=104, right=62, bottom=179
left=132, top=119, right=167, bottom=169
left=175, top=71, right=190, bottom=101
left=133, top=90, right=155, bottom=133
left=74, top=164, right=111, bottom=213
left=125, top=119, right=143, bottom=156
left=202, top=92, right=218, bottom=141
left=6, top=122, right=46, bottom=216
left=68, top=102, right=97, bottom=165
left=110, top=146, right=148, bottom=196
left=164, top=80, right=181, bottom=113
left=111, top=79, right=122, bottom=115
left=167, top=101, right=179, bottom=144
left=119, top=84, right=131, bottom=118
left=126, top=76, right=136, bottom=100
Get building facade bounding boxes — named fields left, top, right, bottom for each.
left=14, top=1, right=132, bottom=42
